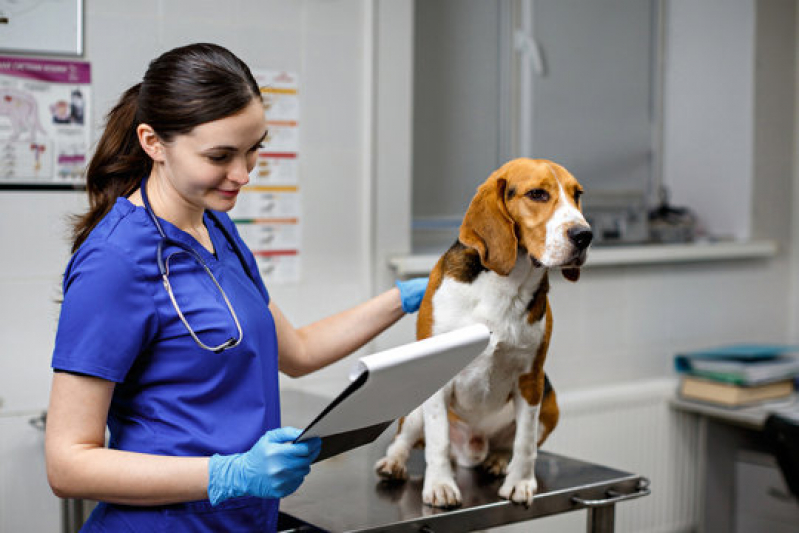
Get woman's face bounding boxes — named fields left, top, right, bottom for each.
left=157, top=98, right=268, bottom=213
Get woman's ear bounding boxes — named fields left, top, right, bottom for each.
left=136, top=124, right=164, bottom=162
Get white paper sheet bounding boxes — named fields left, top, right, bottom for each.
left=299, top=324, right=490, bottom=441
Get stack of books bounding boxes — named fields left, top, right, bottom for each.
left=675, top=344, right=799, bottom=407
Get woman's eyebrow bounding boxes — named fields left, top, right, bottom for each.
left=205, top=129, right=269, bottom=152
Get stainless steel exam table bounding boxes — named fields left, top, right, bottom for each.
left=278, top=390, right=650, bottom=533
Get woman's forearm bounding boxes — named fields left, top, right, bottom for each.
left=46, top=372, right=210, bottom=506
left=47, top=441, right=210, bottom=506
left=275, top=287, right=405, bottom=377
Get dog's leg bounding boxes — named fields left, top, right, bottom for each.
left=498, top=386, right=540, bottom=506
left=375, top=406, right=424, bottom=481
left=483, top=422, right=515, bottom=476
left=421, top=388, right=461, bottom=507
left=537, top=385, right=559, bottom=446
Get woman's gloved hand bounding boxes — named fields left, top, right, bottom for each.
left=396, top=277, right=429, bottom=313
left=208, top=427, right=322, bottom=505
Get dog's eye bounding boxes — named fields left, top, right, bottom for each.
left=526, top=189, right=550, bottom=202
left=574, top=190, right=583, bottom=204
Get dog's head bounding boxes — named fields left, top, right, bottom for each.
left=459, top=158, right=592, bottom=281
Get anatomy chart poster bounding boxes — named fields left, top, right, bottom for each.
left=0, top=55, right=91, bottom=188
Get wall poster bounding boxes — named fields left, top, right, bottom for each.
left=229, top=70, right=301, bottom=284
left=0, top=55, right=90, bottom=189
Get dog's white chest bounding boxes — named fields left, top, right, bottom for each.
left=431, top=259, right=547, bottom=414
left=432, top=258, right=545, bottom=347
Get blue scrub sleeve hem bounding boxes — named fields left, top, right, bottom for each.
left=51, top=362, right=124, bottom=383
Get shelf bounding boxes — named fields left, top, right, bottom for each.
left=389, top=240, right=778, bottom=277
left=587, top=239, right=778, bottom=267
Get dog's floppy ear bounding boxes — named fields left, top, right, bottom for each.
left=459, top=172, right=517, bottom=276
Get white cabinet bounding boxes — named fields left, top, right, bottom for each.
left=0, top=413, right=61, bottom=533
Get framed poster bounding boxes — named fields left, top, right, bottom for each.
left=0, top=55, right=90, bottom=189
left=0, top=0, right=83, bottom=56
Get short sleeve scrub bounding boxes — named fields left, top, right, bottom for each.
left=52, top=197, right=281, bottom=532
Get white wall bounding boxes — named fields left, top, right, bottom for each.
left=0, top=190, right=84, bottom=530
left=0, top=192, right=84, bottom=413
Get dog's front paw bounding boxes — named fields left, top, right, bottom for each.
left=375, top=456, right=408, bottom=481
left=498, top=477, right=538, bottom=506
left=422, top=476, right=462, bottom=508
left=482, top=450, right=511, bottom=477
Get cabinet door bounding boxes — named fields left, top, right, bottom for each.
left=0, top=413, right=61, bottom=533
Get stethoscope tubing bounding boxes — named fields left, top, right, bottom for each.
left=139, top=176, right=255, bottom=353
left=139, top=176, right=256, bottom=285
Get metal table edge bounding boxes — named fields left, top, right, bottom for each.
left=290, top=472, right=646, bottom=533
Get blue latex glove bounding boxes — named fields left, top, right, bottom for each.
left=396, top=277, right=429, bottom=313
left=208, top=427, right=322, bottom=505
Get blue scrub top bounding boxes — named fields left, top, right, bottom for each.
left=52, top=197, right=282, bottom=531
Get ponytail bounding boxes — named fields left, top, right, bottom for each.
left=71, top=84, right=150, bottom=252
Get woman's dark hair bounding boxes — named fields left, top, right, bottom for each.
left=71, top=43, right=261, bottom=252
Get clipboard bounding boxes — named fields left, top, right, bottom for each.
left=293, top=324, right=491, bottom=462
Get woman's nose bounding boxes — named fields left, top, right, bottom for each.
left=229, top=158, right=251, bottom=185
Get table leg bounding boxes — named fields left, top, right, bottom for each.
left=62, top=499, right=85, bottom=533
left=586, top=504, right=615, bottom=533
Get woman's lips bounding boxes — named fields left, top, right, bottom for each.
left=217, top=188, right=240, bottom=199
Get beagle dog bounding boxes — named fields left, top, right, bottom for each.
left=375, top=158, right=592, bottom=508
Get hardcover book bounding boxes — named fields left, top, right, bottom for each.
left=674, top=344, right=799, bottom=385
left=679, top=376, right=794, bottom=407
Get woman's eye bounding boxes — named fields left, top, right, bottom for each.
left=207, top=153, right=230, bottom=163
left=526, top=189, right=550, bottom=202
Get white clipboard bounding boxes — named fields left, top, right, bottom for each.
left=294, top=324, right=491, bottom=462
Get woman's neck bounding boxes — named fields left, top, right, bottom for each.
left=129, top=173, right=214, bottom=253
left=136, top=172, right=205, bottom=232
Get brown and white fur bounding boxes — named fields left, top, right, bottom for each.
left=375, top=158, right=592, bottom=508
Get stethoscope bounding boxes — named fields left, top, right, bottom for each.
left=140, top=176, right=255, bottom=354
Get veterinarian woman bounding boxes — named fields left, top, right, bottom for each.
left=45, top=43, right=427, bottom=532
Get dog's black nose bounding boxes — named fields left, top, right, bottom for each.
left=568, top=226, right=593, bottom=250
